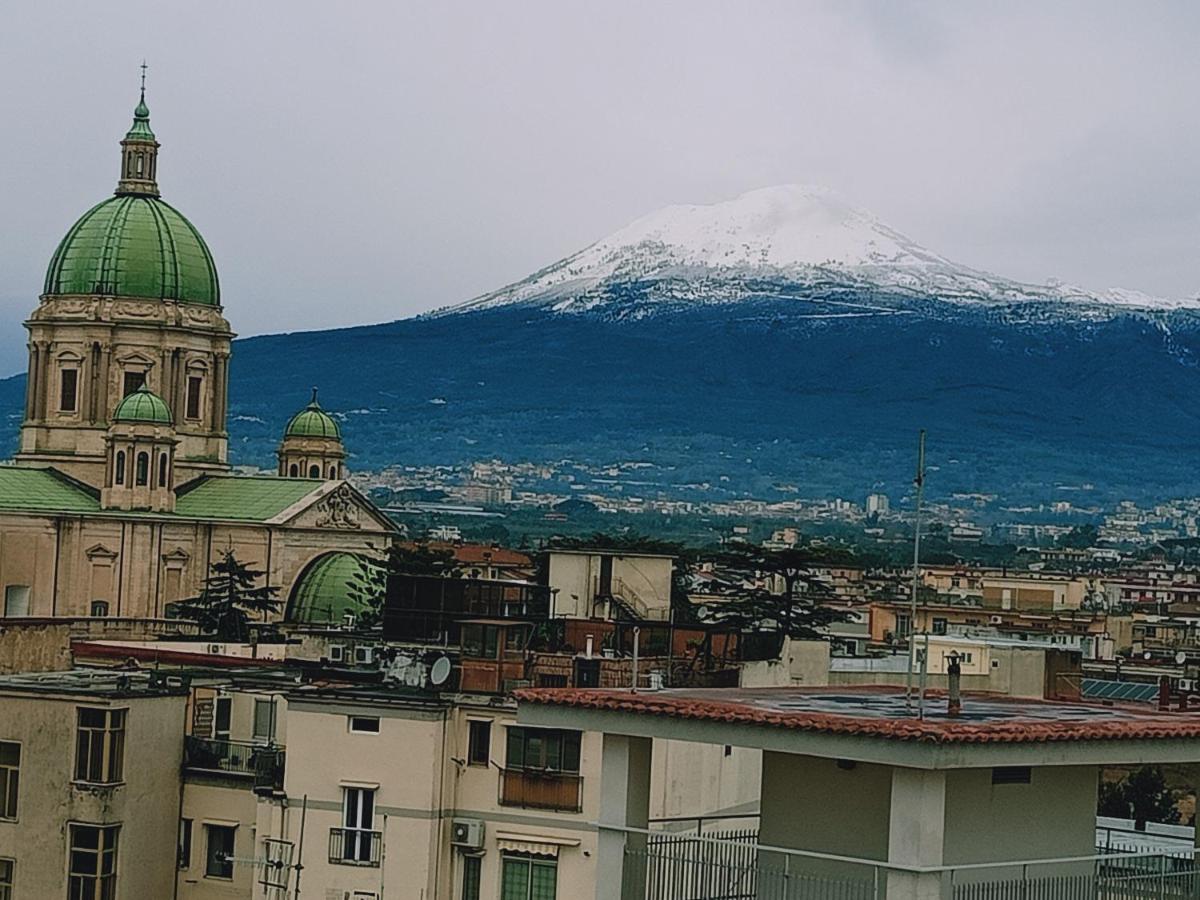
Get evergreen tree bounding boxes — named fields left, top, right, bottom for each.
left=173, top=551, right=281, bottom=641
left=1097, top=767, right=1179, bottom=829
left=347, top=540, right=461, bottom=629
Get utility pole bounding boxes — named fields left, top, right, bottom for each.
left=904, top=430, right=927, bottom=714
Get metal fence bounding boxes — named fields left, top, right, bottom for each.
left=620, top=830, right=1200, bottom=900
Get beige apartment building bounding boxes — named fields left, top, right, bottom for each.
left=172, top=667, right=760, bottom=900
left=0, top=669, right=188, bottom=899
left=546, top=549, right=675, bottom=621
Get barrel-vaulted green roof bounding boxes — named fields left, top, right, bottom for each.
left=44, top=194, right=219, bottom=305
left=112, top=384, right=173, bottom=425
left=285, top=392, right=342, bottom=440
left=287, top=551, right=382, bottom=625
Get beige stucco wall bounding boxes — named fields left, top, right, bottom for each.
left=0, top=509, right=387, bottom=622
left=0, top=688, right=185, bottom=900
left=0, top=620, right=73, bottom=672
left=547, top=552, right=673, bottom=621
left=830, top=646, right=1050, bottom=699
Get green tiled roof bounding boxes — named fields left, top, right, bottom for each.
left=174, top=476, right=323, bottom=522
left=113, top=384, right=172, bottom=424
left=45, top=194, right=219, bottom=305
left=286, top=551, right=382, bottom=625
left=0, top=468, right=100, bottom=514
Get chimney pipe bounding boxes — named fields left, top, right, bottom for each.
left=947, top=652, right=962, bottom=717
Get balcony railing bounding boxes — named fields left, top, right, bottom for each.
left=183, top=736, right=285, bottom=793
left=498, top=767, right=583, bottom=813
left=614, top=827, right=1200, bottom=900
left=328, top=828, right=382, bottom=867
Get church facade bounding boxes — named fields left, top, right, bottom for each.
left=0, top=88, right=395, bottom=622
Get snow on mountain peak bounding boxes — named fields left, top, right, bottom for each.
left=446, top=184, right=1195, bottom=315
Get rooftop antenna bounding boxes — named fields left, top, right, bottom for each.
left=904, top=429, right=927, bottom=714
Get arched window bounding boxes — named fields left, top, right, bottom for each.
left=158, top=453, right=169, bottom=487
left=114, top=451, right=126, bottom=485
left=136, top=153, right=145, bottom=175
left=289, top=464, right=298, bottom=477
left=308, top=464, right=320, bottom=479
left=136, top=452, right=149, bottom=486
left=125, top=153, right=134, bottom=178
left=329, top=466, right=336, bottom=480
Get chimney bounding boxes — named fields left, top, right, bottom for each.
left=947, top=651, right=962, bottom=717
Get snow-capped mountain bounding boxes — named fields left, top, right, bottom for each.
left=447, top=184, right=1198, bottom=316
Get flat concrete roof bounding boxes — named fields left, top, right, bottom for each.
left=515, top=685, right=1200, bottom=769
left=0, top=668, right=188, bottom=699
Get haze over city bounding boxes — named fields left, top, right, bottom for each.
left=3, top=1, right=1200, bottom=374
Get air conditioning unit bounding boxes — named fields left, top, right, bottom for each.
left=450, top=818, right=484, bottom=849
left=354, top=646, right=375, bottom=666
left=329, top=645, right=345, bottom=663
left=1180, top=678, right=1196, bottom=692
left=989, top=615, right=1003, bottom=625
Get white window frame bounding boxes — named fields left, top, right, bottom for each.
left=0, top=741, right=17, bottom=821
left=348, top=715, right=380, bottom=735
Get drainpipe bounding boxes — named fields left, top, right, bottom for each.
left=632, top=627, right=640, bottom=693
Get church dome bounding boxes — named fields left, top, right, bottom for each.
left=286, top=552, right=381, bottom=625
left=285, top=392, right=342, bottom=440
left=113, top=384, right=173, bottom=425
left=44, top=195, right=219, bottom=306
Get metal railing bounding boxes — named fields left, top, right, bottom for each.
left=328, top=828, right=382, bottom=867
left=498, top=767, right=583, bottom=813
left=182, top=736, right=285, bottom=792
left=609, top=825, right=1200, bottom=900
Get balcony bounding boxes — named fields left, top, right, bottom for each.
left=499, top=767, right=583, bottom=813
left=617, top=828, right=1200, bottom=900
left=182, top=736, right=285, bottom=793
left=328, top=828, right=382, bottom=867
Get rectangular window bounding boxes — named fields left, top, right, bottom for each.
left=505, top=727, right=581, bottom=773
left=341, top=787, right=377, bottom=863
left=0, top=742, right=17, bottom=820
left=68, top=824, right=119, bottom=900
left=122, top=370, right=145, bottom=398
left=349, top=716, right=380, bottom=734
left=186, top=376, right=202, bottom=420
left=253, top=699, right=276, bottom=744
left=75, top=708, right=126, bottom=784
left=467, top=720, right=491, bottom=766
left=932, top=618, right=947, bottom=636
left=501, top=854, right=557, bottom=900
left=992, top=766, right=1032, bottom=785
left=214, top=696, right=232, bottom=741
left=0, top=858, right=10, bottom=900
left=3, top=586, right=30, bottom=618
left=60, top=368, right=78, bottom=412
left=461, top=854, right=482, bottom=900
left=205, top=824, right=236, bottom=878
left=179, top=819, right=192, bottom=869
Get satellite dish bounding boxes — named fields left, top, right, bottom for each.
left=429, top=656, right=452, bottom=687
left=1144, top=651, right=1153, bottom=661
left=1176, top=652, right=1188, bottom=665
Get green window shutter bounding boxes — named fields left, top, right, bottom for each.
left=530, top=860, right=557, bottom=900
left=501, top=857, right=530, bottom=900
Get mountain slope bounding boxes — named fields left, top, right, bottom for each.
left=0, top=185, right=1197, bottom=507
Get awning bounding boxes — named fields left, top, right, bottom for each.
left=495, top=831, right=581, bottom=858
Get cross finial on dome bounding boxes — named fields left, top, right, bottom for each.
left=140, top=61, right=148, bottom=101
left=310, top=386, right=319, bottom=406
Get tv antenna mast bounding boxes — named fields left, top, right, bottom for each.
left=904, top=429, right=927, bottom=715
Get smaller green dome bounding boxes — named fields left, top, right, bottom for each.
left=285, top=390, right=342, bottom=440
left=126, top=96, right=155, bottom=140
left=287, top=552, right=381, bottom=625
left=113, top=384, right=173, bottom=425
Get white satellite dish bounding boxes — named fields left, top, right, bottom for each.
left=429, top=656, right=452, bottom=687
left=1143, top=651, right=1153, bottom=661
left=1176, top=651, right=1188, bottom=665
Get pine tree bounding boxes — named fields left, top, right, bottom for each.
left=346, top=541, right=460, bottom=629
left=173, top=550, right=281, bottom=641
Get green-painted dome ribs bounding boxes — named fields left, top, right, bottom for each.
left=43, top=195, right=219, bottom=306
left=287, top=552, right=381, bottom=625
left=112, top=384, right=173, bottom=425
left=284, top=393, right=342, bottom=440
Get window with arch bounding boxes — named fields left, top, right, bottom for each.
left=329, top=466, right=337, bottom=480
left=59, top=367, right=79, bottom=413
left=136, top=452, right=149, bottom=486
left=185, top=375, right=203, bottom=420
left=136, top=153, right=145, bottom=176
left=308, top=464, right=320, bottom=479
left=125, top=153, right=134, bottom=178
left=122, top=370, right=146, bottom=398
left=289, top=464, right=298, bottom=477
left=114, top=451, right=126, bottom=485
left=158, top=453, right=169, bottom=488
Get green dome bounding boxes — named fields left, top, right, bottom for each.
left=285, top=392, right=342, bottom=440
left=287, top=552, right=381, bottom=625
left=44, top=195, right=220, bottom=305
left=113, top=384, right=173, bottom=425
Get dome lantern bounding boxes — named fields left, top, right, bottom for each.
left=278, top=388, right=347, bottom=480
left=117, top=65, right=160, bottom=198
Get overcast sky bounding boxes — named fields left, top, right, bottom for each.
left=1, top=1, right=1198, bottom=374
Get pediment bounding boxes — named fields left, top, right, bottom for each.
left=269, top=482, right=396, bottom=534
left=85, top=543, right=118, bottom=562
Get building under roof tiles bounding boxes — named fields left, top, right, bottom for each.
left=0, top=85, right=392, bottom=621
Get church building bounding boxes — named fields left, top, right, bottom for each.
left=0, top=86, right=396, bottom=621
